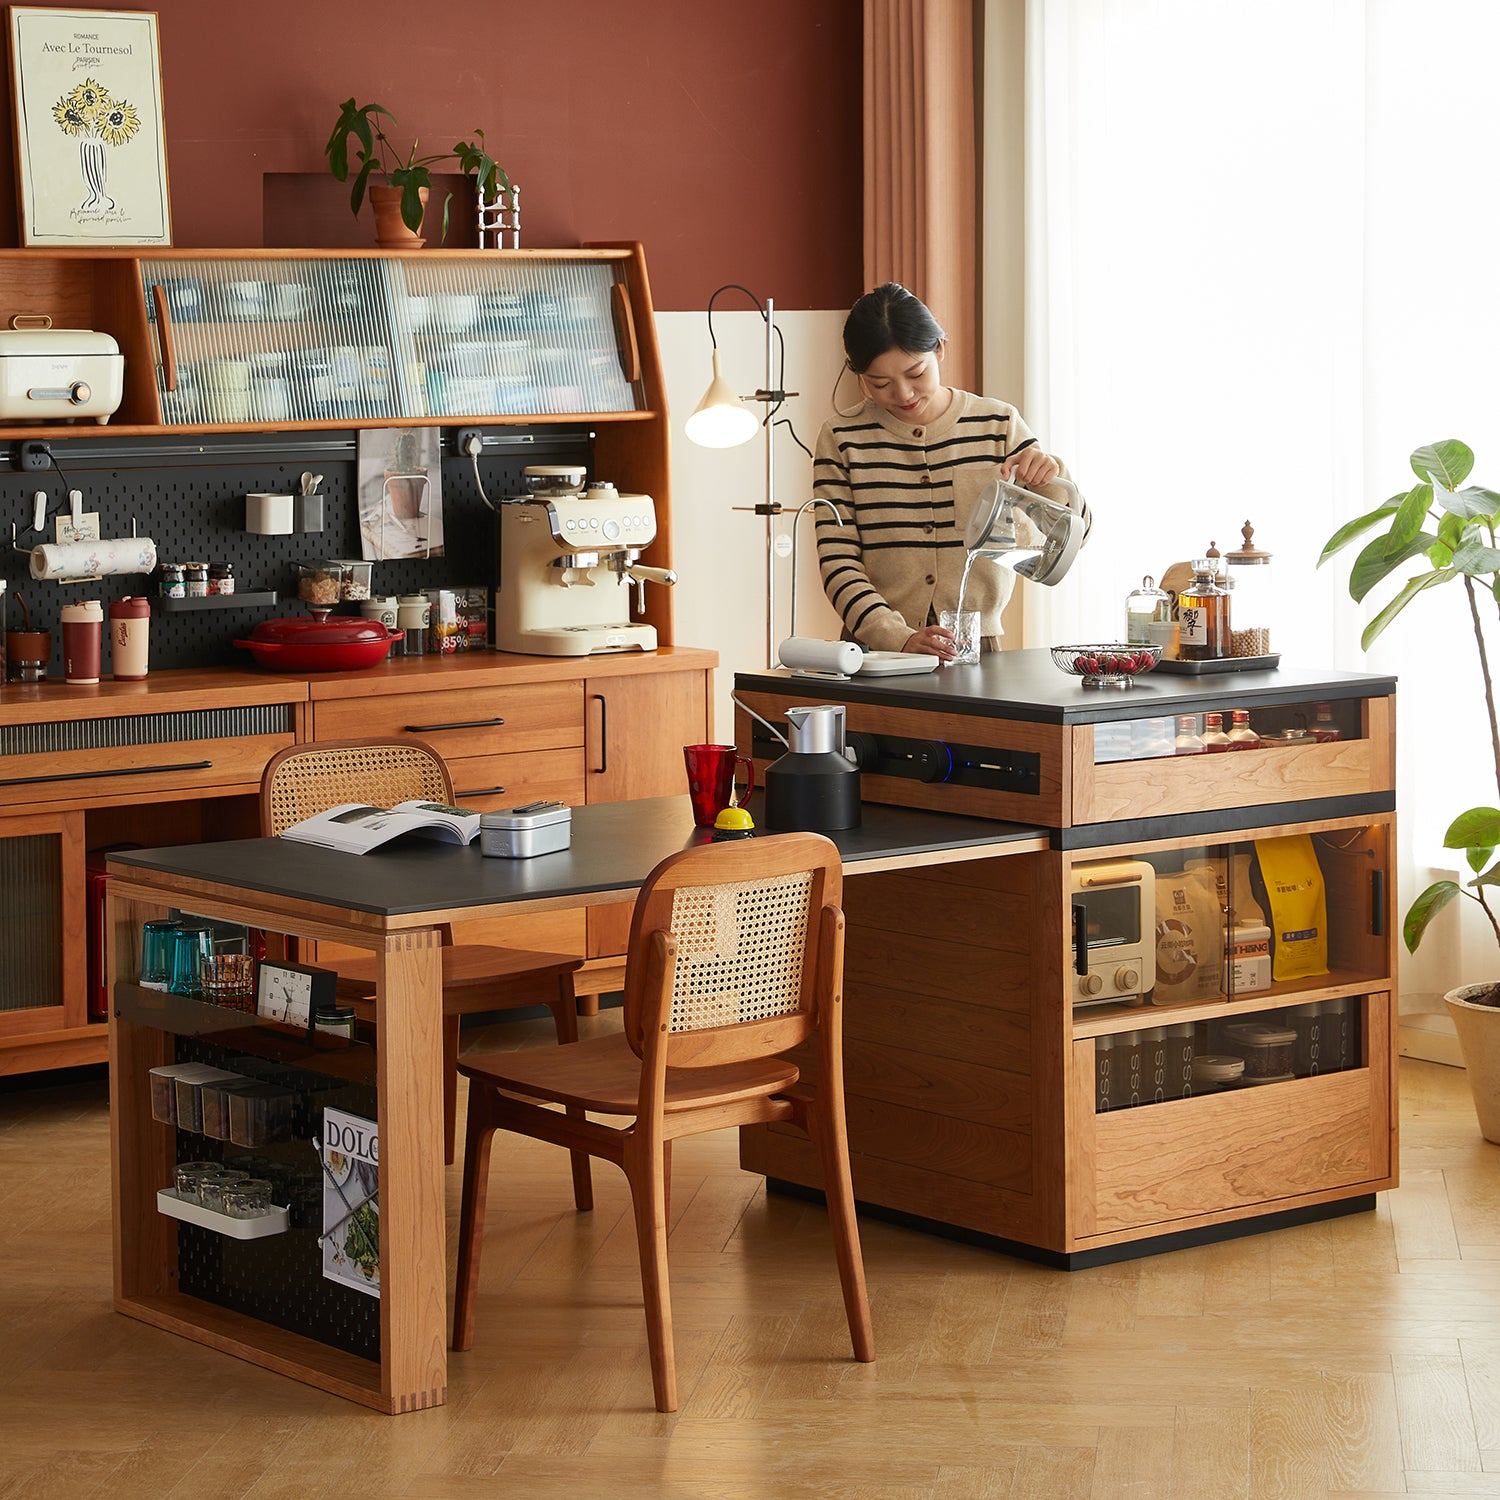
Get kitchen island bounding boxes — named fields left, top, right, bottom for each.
left=734, top=649, right=1398, bottom=1264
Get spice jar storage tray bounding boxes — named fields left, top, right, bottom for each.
left=155, top=591, right=279, bottom=613
left=1154, top=654, right=1280, bottom=674
left=157, top=1187, right=289, bottom=1239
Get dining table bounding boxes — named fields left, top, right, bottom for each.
left=105, top=793, right=1045, bottom=1413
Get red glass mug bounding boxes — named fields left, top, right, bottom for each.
left=683, top=743, right=755, bottom=828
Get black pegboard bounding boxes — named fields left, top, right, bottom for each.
left=1, top=426, right=593, bottom=671
left=172, top=1031, right=382, bottom=1364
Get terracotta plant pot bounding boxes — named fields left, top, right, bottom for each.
left=370, top=184, right=427, bottom=250
left=1444, top=982, right=1500, bottom=1142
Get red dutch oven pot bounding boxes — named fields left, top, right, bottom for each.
left=234, top=615, right=404, bottom=671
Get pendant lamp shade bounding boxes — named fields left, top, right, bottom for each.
left=685, top=349, right=758, bottom=448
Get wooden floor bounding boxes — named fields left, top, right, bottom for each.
left=4, top=1015, right=1500, bottom=1500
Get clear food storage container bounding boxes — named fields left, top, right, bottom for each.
left=1223, top=1021, right=1296, bottom=1081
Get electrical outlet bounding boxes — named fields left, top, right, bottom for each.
left=14, top=440, right=51, bottom=471
left=56, top=512, right=100, bottom=545
left=455, top=428, right=484, bottom=459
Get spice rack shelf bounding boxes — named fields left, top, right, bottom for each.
left=154, top=591, right=279, bottom=613
left=114, top=983, right=373, bottom=1085
left=156, top=1187, right=289, bottom=1238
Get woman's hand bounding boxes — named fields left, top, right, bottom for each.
left=1001, top=448, right=1061, bottom=489
left=903, top=624, right=958, bottom=663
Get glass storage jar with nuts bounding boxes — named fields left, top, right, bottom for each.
left=295, top=561, right=346, bottom=614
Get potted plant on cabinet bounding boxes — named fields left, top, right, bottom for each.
left=324, top=98, right=508, bottom=249
left=1320, top=438, right=1500, bottom=1137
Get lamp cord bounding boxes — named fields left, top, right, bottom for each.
left=704, top=282, right=813, bottom=457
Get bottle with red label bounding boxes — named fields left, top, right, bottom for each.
left=1174, top=714, right=1205, bottom=754
left=1227, top=709, right=1261, bottom=750
left=1201, top=711, right=1233, bottom=752
left=1311, top=702, right=1342, bottom=742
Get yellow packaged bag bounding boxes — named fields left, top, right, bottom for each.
left=1251, top=835, right=1329, bottom=981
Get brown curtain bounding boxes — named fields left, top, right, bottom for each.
left=864, top=0, right=978, bottom=390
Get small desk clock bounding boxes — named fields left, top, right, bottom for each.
left=255, top=960, right=337, bottom=1029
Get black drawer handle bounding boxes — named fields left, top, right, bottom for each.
left=403, top=716, right=505, bottom=732
left=0, top=759, right=213, bottom=788
left=1072, top=900, right=1089, bottom=976
left=1371, top=868, right=1385, bottom=936
left=453, top=786, right=506, bottom=800
left=592, top=693, right=608, bottom=774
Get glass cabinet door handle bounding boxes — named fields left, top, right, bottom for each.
left=1072, top=900, right=1090, bottom=976
left=150, top=284, right=178, bottom=393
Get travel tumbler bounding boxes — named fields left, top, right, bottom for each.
left=61, top=600, right=103, bottom=683
left=109, top=596, right=151, bottom=679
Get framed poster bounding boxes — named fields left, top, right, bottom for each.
left=7, top=7, right=171, bottom=246
left=356, top=426, right=445, bottom=559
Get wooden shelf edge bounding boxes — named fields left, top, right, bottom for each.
left=0, top=1022, right=107, bottom=1076
left=113, top=1291, right=420, bottom=1412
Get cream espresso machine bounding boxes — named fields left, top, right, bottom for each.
left=493, top=465, right=676, bottom=656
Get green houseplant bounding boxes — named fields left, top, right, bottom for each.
left=1320, top=438, right=1500, bottom=1132
left=324, top=98, right=508, bottom=247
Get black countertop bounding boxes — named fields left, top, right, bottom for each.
left=107, top=793, right=1045, bottom=920
left=734, top=648, right=1396, bottom=725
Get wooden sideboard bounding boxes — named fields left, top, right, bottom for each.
left=0, top=647, right=714, bottom=1078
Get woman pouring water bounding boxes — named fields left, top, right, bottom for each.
left=813, top=283, right=1090, bottom=662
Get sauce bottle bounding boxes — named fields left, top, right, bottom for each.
left=1201, top=711, right=1233, bottom=752
left=1174, top=714, right=1205, bottom=754
left=1177, top=555, right=1231, bottom=660
left=1311, top=702, right=1342, bottom=742
left=1227, top=709, right=1261, bottom=749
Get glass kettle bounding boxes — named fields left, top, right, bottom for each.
left=962, top=474, right=1087, bottom=588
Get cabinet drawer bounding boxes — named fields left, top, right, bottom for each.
left=445, top=750, right=586, bottom=812
left=312, top=682, right=582, bottom=758
left=0, top=703, right=296, bottom=806
left=1083, top=1067, right=1385, bottom=1236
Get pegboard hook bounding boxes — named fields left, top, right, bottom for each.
left=10, top=522, right=31, bottom=556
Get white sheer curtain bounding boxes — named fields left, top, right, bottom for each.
left=1014, top=0, right=1500, bottom=1005
left=1017, top=0, right=1367, bottom=657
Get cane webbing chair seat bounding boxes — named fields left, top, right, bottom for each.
left=452, top=831, right=874, bottom=1412
left=258, top=737, right=589, bottom=1192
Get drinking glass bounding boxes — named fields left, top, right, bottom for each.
left=140, top=920, right=179, bottom=990
left=201, top=952, right=256, bottom=1012
left=938, top=608, right=981, bottom=665
left=683, top=744, right=756, bottom=828
left=167, top=926, right=214, bottom=997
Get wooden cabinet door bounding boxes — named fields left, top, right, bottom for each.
left=583, top=669, right=708, bottom=957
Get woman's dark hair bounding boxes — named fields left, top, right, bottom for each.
left=842, top=283, right=946, bottom=373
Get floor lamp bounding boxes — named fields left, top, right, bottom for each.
left=684, top=284, right=796, bottom=668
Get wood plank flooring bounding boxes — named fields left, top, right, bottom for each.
left=3, top=1018, right=1499, bottom=1499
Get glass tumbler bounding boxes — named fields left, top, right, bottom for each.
left=167, top=926, right=214, bottom=997
left=938, top=608, right=981, bottom=665
left=140, top=920, right=180, bottom=990
left=200, top=952, right=256, bottom=1012
left=173, top=1160, right=221, bottom=1205
left=222, top=1179, right=274, bottom=1219
left=200, top=1172, right=252, bottom=1214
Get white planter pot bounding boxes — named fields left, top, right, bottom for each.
left=1444, top=982, right=1500, bottom=1143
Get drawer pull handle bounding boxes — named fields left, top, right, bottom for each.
left=1371, top=868, right=1385, bottom=936
left=402, top=716, right=506, bottom=732
left=453, top=786, right=506, bottom=800
left=592, top=693, right=608, bottom=774
left=1072, top=900, right=1089, bottom=976
left=0, top=758, right=212, bottom=788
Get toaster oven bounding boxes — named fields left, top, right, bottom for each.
left=0, top=328, right=124, bottom=423
left=1070, top=858, right=1156, bottom=1007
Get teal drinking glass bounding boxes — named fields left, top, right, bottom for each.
left=166, top=926, right=213, bottom=997
left=140, top=920, right=180, bottom=991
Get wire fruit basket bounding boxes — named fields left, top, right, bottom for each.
left=1050, top=643, right=1163, bottom=689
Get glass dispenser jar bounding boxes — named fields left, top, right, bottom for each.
left=1125, top=575, right=1172, bottom=647
left=1224, top=520, right=1273, bottom=657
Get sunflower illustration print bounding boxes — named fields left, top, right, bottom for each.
left=50, top=78, right=141, bottom=217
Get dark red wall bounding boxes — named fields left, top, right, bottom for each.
left=0, top=0, right=863, bottom=310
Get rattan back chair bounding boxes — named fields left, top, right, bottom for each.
left=451, top=831, right=874, bottom=1412
left=258, top=737, right=590, bottom=1193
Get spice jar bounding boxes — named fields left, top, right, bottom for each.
left=207, top=561, right=235, bottom=595
left=1224, top=520, right=1273, bottom=657
left=183, top=561, right=209, bottom=598
left=156, top=562, right=186, bottom=599
left=360, top=595, right=398, bottom=630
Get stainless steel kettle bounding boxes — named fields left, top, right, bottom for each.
left=964, top=474, right=1087, bottom=587
left=763, top=704, right=861, bottom=832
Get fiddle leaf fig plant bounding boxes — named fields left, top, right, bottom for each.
left=1319, top=438, right=1500, bottom=982
left=325, top=98, right=508, bottom=241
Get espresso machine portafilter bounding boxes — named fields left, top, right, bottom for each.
left=493, top=466, right=677, bottom=656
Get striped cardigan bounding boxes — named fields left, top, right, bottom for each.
left=813, top=390, right=1084, bottom=653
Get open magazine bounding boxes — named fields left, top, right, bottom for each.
left=321, top=1107, right=379, bottom=1299
left=279, top=800, right=480, bottom=855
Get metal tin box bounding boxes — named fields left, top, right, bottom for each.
left=480, top=801, right=572, bottom=859
left=0, top=329, right=124, bottom=423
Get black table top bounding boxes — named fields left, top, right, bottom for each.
left=735, top=647, right=1396, bottom=725
left=107, top=794, right=1045, bottom=920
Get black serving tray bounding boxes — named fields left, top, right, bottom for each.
left=1154, top=653, right=1280, bottom=675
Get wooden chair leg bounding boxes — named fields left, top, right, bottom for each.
left=443, top=1012, right=461, bottom=1166
left=452, top=1085, right=498, bottom=1352
left=576, top=993, right=600, bottom=1017
left=625, top=1136, right=677, bottom=1412
left=547, top=976, right=593, bottom=1213
left=807, top=1091, right=875, bottom=1364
